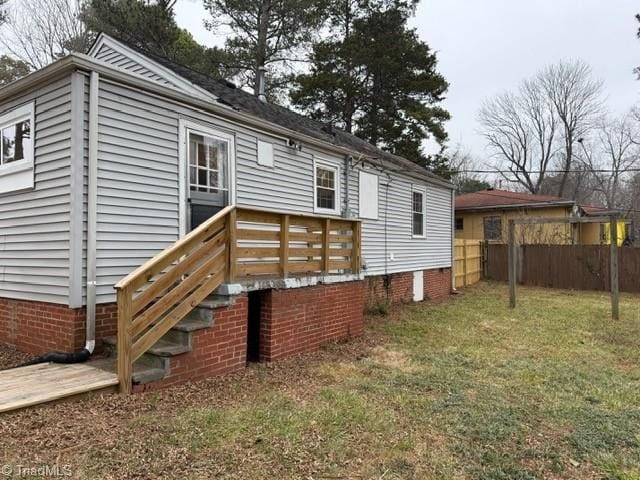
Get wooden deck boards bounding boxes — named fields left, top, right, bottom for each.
left=0, top=360, right=119, bottom=414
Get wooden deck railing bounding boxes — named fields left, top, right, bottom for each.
left=114, top=206, right=361, bottom=393
left=234, top=207, right=361, bottom=279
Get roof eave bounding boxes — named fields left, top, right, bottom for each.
left=455, top=201, right=575, bottom=212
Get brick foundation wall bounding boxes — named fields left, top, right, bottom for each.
left=364, top=272, right=414, bottom=307
left=260, top=281, right=365, bottom=362
left=133, top=294, right=249, bottom=392
left=424, top=268, right=452, bottom=300
left=364, top=268, right=452, bottom=308
left=0, top=297, right=117, bottom=355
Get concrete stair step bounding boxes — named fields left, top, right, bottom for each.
left=200, top=294, right=235, bottom=310
left=132, top=363, right=166, bottom=385
left=101, top=292, right=238, bottom=387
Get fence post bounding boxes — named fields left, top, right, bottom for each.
left=280, top=214, right=290, bottom=278
left=508, top=220, right=516, bottom=309
left=481, top=241, right=488, bottom=279
left=116, top=286, right=133, bottom=394
left=610, top=216, right=619, bottom=320
left=322, top=218, right=331, bottom=275
left=351, top=221, right=361, bottom=274
left=462, top=240, right=468, bottom=287
left=226, top=209, right=237, bottom=283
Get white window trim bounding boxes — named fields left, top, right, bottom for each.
left=178, top=118, right=236, bottom=237
left=411, top=185, right=427, bottom=239
left=313, top=158, right=341, bottom=216
left=0, top=102, right=35, bottom=194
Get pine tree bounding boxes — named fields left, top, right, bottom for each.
left=0, top=55, right=30, bottom=86
left=83, top=0, right=233, bottom=78
left=291, top=1, right=449, bottom=167
left=203, top=0, right=327, bottom=100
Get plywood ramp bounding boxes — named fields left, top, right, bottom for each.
left=0, top=360, right=119, bottom=414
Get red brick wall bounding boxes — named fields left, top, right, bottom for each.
left=0, top=297, right=117, bottom=355
left=364, top=268, right=452, bottom=307
left=260, top=281, right=365, bottom=362
left=133, top=294, right=248, bottom=392
left=364, top=272, right=414, bottom=307
left=424, top=268, right=452, bottom=300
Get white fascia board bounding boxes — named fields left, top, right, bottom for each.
left=88, top=33, right=218, bottom=103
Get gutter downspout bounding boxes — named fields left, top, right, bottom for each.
left=343, top=155, right=352, bottom=218
left=85, top=70, right=99, bottom=355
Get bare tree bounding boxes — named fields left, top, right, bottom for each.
left=0, top=0, right=90, bottom=70
left=479, top=77, right=557, bottom=194
left=577, top=112, right=640, bottom=210
left=538, top=60, right=604, bottom=197
left=479, top=60, right=604, bottom=197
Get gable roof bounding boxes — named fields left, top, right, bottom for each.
left=87, top=34, right=450, bottom=188
left=455, top=189, right=575, bottom=211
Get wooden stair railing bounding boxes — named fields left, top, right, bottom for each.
left=114, top=205, right=234, bottom=393
left=114, top=205, right=361, bottom=393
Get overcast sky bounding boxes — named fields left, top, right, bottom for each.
left=175, top=0, right=640, bottom=160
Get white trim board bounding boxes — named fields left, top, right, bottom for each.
left=88, top=33, right=217, bottom=103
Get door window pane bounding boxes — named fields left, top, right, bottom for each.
left=188, top=132, right=228, bottom=194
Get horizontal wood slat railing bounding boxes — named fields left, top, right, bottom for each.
left=114, top=205, right=361, bottom=393
left=234, top=207, right=361, bottom=279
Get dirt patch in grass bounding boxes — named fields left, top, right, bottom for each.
left=1, top=283, right=639, bottom=479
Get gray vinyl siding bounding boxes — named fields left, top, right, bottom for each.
left=90, top=78, right=452, bottom=303
left=0, top=75, right=73, bottom=304
left=94, top=44, right=175, bottom=87
left=94, top=79, right=180, bottom=303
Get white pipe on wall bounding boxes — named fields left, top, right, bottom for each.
left=85, top=70, right=99, bottom=354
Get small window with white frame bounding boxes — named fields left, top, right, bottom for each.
left=0, top=102, right=35, bottom=194
left=412, top=186, right=426, bottom=237
left=314, top=161, right=340, bottom=215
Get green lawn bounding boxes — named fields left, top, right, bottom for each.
left=2, top=283, right=640, bottom=479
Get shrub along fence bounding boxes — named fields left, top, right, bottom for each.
left=485, top=244, right=640, bottom=293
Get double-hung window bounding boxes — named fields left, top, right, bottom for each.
left=0, top=102, right=35, bottom=194
left=314, top=161, right=340, bottom=215
left=412, top=187, right=426, bottom=237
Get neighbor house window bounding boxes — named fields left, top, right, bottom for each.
left=0, top=102, right=35, bottom=194
left=483, top=216, right=502, bottom=241
left=315, top=162, right=340, bottom=214
left=455, top=218, right=464, bottom=231
left=412, top=187, right=426, bottom=237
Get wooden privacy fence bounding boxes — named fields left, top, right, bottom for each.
left=454, top=239, right=482, bottom=288
left=115, top=205, right=361, bottom=393
left=485, top=244, right=640, bottom=294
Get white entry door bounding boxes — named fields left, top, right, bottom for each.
left=413, top=271, right=424, bottom=302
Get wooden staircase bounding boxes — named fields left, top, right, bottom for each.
left=103, top=294, right=235, bottom=386
left=113, top=205, right=361, bottom=393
